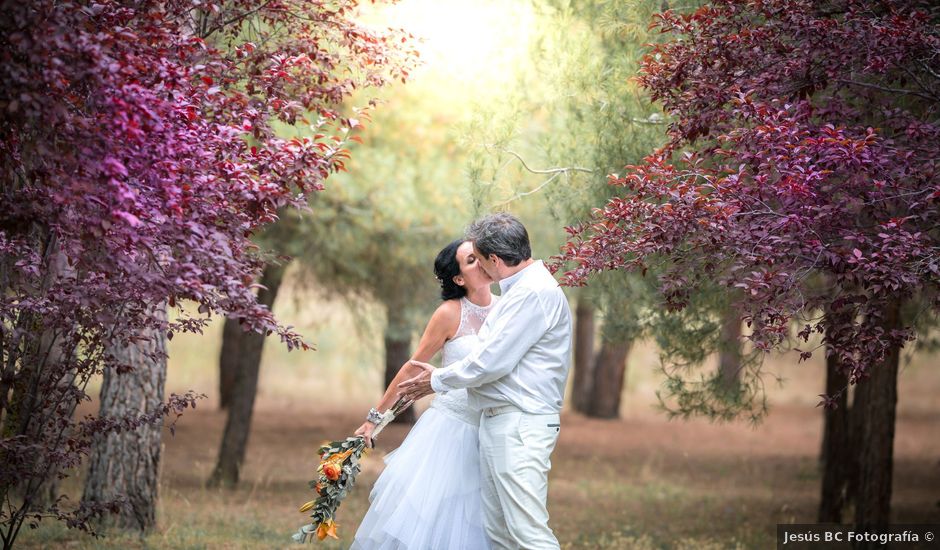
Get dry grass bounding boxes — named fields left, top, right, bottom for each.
left=17, top=396, right=940, bottom=549
left=15, top=282, right=940, bottom=548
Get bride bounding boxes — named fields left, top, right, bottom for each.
left=350, top=239, right=495, bottom=550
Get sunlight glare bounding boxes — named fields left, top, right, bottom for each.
left=379, top=0, right=535, bottom=87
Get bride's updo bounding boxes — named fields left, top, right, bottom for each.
left=433, top=239, right=468, bottom=301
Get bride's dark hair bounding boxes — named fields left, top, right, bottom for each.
left=434, top=239, right=467, bottom=301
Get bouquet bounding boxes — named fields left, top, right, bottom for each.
left=293, top=396, right=413, bottom=543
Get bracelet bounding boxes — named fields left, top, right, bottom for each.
left=366, top=407, right=383, bottom=424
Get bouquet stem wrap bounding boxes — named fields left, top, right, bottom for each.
left=293, top=396, right=413, bottom=543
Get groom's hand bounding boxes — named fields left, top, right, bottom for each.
left=398, top=360, right=434, bottom=402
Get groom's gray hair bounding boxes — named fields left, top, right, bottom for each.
left=465, top=212, right=531, bottom=266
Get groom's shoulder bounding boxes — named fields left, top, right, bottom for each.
left=522, top=265, right=567, bottom=300
left=532, top=262, right=564, bottom=288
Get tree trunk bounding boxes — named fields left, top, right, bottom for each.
left=384, top=305, right=415, bottom=424
left=818, top=319, right=851, bottom=523
left=4, top=241, right=75, bottom=512
left=717, top=311, right=742, bottom=394
left=571, top=299, right=596, bottom=414
left=585, top=338, right=631, bottom=419
left=218, top=316, right=241, bottom=409
left=8, top=327, right=75, bottom=513
left=852, top=299, right=901, bottom=543
left=846, top=361, right=867, bottom=509
left=207, top=262, right=287, bottom=488
left=81, top=305, right=168, bottom=532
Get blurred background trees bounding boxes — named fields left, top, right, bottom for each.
left=462, top=0, right=711, bottom=420
left=209, top=0, right=531, bottom=488
left=4, top=0, right=938, bottom=546
left=289, top=85, right=475, bottom=425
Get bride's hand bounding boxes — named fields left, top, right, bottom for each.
left=354, top=421, right=376, bottom=448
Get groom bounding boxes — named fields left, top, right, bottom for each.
left=400, top=212, right=572, bottom=550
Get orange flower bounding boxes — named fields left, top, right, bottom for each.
left=334, top=449, right=354, bottom=462
left=321, top=448, right=352, bottom=462
left=316, top=519, right=339, bottom=540
left=315, top=483, right=322, bottom=494
left=323, top=461, right=342, bottom=481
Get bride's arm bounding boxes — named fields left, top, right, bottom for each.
left=354, top=300, right=459, bottom=445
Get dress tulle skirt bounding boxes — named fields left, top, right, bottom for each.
left=351, top=407, right=490, bottom=550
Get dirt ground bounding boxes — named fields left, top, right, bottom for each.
left=15, top=299, right=940, bottom=548
left=17, top=393, right=940, bottom=549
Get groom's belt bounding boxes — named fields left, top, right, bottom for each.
left=482, top=404, right=524, bottom=417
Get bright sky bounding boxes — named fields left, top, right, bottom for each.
left=373, top=0, right=536, bottom=89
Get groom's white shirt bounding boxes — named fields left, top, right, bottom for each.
left=430, top=260, right=572, bottom=414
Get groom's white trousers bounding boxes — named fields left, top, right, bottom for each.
left=479, top=406, right=561, bottom=550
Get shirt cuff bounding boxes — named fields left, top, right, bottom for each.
left=430, top=367, right=449, bottom=394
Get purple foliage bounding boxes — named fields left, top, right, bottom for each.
left=0, top=0, right=413, bottom=541
left=559, top=1, right=939, bottom=390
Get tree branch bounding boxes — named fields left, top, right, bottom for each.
left=834, top=78, right=938, bottom=102
left=201, top=0, right=279, bottom=39
left=631, top=116, right=668, bottom=125
left=490, top=172, right=563, bottom=208
left=488, top=146, right=594, bottom=175
left=481, top=146, right=594, bottom=208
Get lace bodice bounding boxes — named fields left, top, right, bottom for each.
left=441, top=297, right=494, bottom=365
left=452, top=296, right=493, bottom=339
left=431, top=296, right=495, bottom=426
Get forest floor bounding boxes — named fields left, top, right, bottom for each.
left=17, top=396, right=940, bottom=549
left=16, top=291, right=940, bottom=548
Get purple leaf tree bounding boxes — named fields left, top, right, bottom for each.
left=557, top=0, right=938, bottom=533
left=0, top=0, right=414, bottom=544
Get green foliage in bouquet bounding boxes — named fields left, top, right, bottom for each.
left=293, top=437, right=368, bottom=542
left=293, top=397, right=411, bottom=543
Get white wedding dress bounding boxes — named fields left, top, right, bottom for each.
left=351, top=297, right=494, bottom=550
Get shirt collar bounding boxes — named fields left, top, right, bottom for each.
left=498, top=260, right=541, bottom=294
